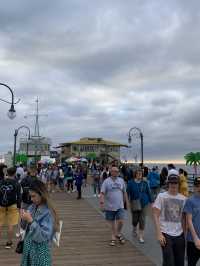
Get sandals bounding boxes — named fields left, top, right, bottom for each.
left=109, top=235, right=126, bottom=246
left=117, top=234, right=125, bottom=244
left=109, top=240, right=116, bottom=246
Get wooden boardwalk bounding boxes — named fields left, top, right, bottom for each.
left=0, top=192, right=155, bottom=266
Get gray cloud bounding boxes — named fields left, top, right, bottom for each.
left=0, top=0, right=200, bottom=162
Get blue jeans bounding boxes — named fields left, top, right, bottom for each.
left=105, top=209, right=125, bottom=221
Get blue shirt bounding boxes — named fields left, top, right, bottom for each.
left=147, top=171, right=160, bottom=188
left=183, top=194, right=200, bottom=242
left=74, top=172, right=84, bottom=185
left=127, top=180, right=153, bottom=207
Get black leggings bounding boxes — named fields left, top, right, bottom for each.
left=67, top=179, right=73, bottom=191
left=187, top=241, right=200, bottom=266
left=161, top=233, right=185, bottom=266
left=131, top=208, right=146, bottom=230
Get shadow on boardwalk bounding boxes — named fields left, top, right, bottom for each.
left=0, top=192, right=155, bottom=266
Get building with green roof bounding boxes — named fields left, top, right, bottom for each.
left=58, top=137, right=127, bottom=163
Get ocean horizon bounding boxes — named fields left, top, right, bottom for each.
left=144, top=163, right=198, bottom=175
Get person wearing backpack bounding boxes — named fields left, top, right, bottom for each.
left=16, top=167, right=37, bottom=236
left=0, top=167, right=21, bottom=249
left=64, top=166, right=74, bottom=193
left=20, top=167, right=37, bottom=209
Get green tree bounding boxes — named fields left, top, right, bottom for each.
left=16, top=153, right=28, bottom=165
left=184, top=152, right=200, bottom=175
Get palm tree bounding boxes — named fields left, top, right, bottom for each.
left=184, top=152, right=200, bottom=175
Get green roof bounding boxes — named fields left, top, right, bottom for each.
left=61, top=138, right=127, bottom=147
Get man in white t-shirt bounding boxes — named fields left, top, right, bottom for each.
left=153, top=174, right=186, bottom=266
left=100, top=166, right=129, bottom=246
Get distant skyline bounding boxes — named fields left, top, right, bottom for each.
left=0, top=1, right=200, bottom=161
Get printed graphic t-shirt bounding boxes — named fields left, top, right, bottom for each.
left=153, top=191, right=186, bottom=236
left=101, top=177, right=126, bottom=211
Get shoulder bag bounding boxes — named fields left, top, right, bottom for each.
left=130, top=182, right=143, bottom=211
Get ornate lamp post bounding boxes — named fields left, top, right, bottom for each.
left=128, top=127, right=144, bottom=167
left=0, top=83, right=20, bottom=119
left=13, top=125, right=31, bottom=166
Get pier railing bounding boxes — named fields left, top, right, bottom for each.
left=188, top=173, right=196, bottom=193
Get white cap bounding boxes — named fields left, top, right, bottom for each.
left=168, top=169, right=179, bottom=177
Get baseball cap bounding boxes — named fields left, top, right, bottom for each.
left=167, top=174, right=180, bottom=184
left=168, top=169, right=179, bottom=176
left=194, top=177, right=200, bottom=186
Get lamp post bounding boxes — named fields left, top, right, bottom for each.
left=13, top=125, right=31, bottom=166
left=128, top=127, right=144, bottom=167
left=0, top=83, right=20, bottom=119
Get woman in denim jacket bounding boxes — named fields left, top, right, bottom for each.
left=20, top=179, right=59, bottom=266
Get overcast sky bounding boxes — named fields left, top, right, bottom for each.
left=0, top=0, right=199, bottom=162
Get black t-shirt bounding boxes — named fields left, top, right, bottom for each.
left=0, top=178, right=21, bottom=208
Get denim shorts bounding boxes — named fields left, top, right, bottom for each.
left=105, top=208, right=125, bottom=221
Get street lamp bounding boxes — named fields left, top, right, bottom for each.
left=128, top=127, right=144, bottom=167
left=13, top=125, right=31, bottom=166
left=0, top=83, right=20, bottom=119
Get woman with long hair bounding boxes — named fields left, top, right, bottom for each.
left=20, top=179, right=59, bottom=266
left=127, top=169, right=153, bottom=243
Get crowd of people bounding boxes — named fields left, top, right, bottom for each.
left=0, top=161, right=199, bottom=265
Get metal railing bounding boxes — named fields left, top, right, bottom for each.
left=188, top=173, right=196, bottom=193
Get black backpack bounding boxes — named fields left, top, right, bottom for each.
left=21, top=176, right=35, bottom=204
left=0, top=180, right=17, bottom=207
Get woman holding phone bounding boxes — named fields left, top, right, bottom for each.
left=20, top=179, right=59, bottom=266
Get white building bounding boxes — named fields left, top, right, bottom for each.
left=19, top=136, right=51, bottom=157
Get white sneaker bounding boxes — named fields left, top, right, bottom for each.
left=139, top=238, right=144, bottom=244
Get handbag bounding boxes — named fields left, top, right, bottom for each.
left=15, top=240, right=24, bottom=254
left=15, top=228, right=26, bottom=254
left=131, top=199, right=142, bottom=211
left=15, top=227, right=27, bottom=254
